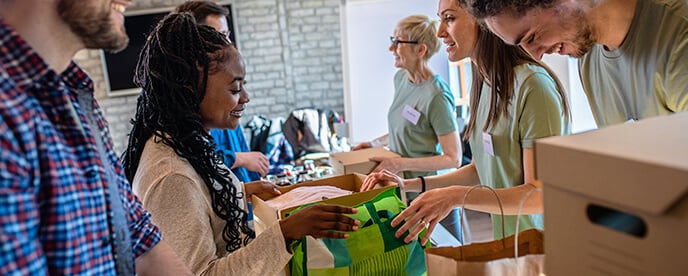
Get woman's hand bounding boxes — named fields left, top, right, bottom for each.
left=352, top=141, right=372, bottom=151
left=370, top=156, right=402, bottom=173
left=279, top=204, right=360, bottom=244
left=244, top=180, right=281, bottom=199
left=391, top=186, right=462, bottom=244
left=360, top=170, right=403, bottom=192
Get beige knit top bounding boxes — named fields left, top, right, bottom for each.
left=132, top=136, right=292, bottom=275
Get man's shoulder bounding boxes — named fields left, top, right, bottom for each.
left=652, top=0, right=688, bottom=19
left=0, top=65, right=15, bottom=92
left=0, top=66, right=37, bottom=157
left=0, top=66, right=33, bottom=117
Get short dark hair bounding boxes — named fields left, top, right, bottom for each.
left=460, top=0, right=556, bottom=19
left=174, top=0, right=229, bottom=24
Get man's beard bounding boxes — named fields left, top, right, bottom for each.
left=561, top=7, right=596, bottom=58
left=58, top=0, right=129, bottom=52
left=569, top=23, right=595, bottom=58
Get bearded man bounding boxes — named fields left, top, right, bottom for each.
left=0, top=0, right=191, bottom=274
left=462, top=0, right=688, bottom=127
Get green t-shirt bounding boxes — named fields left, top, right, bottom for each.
left=579, top=0, right=688, bottom=127
left=387, top=70, right=457, bottom=179
left=469, top=64, right=570, bottom=238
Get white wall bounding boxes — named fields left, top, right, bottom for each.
left=542, top=54, right=597, bottom=133
left=342, top=0, right=449, bottom=143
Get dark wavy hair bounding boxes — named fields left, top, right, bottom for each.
left=121, top=12, right=253, bottom=253
left=174, top=0, right=229, bottom=24
left=464, top=23, right=570, bottom=139
left=459, top=0, right=556, bottom=18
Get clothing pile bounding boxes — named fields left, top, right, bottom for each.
left=264, top=186, right=352, bottom=210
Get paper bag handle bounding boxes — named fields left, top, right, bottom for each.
left=514, top=187, right=543, bottom=259
left=459, top=185, right=506, bottom=248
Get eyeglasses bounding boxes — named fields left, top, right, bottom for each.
left=390, top=36, right=418, bottom=48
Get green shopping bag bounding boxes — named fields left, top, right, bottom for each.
left=288, top=187, right=430, bottom=276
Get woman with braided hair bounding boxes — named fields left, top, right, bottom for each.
left=122, top=13, right=359, bottom=275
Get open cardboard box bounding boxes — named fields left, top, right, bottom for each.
left=329, top=147, right=401, bottom=175
left=251, top=173, right=396, bottom=276
left=535, top=112, right=688, bottom=275
left=251, top=173, right=394, bottom=234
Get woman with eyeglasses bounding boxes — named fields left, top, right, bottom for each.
left=362, top=0, right=571, bottom=244
left=353, top=15, right=464, bottom=241
left=354, top=14, right=462, bottom=184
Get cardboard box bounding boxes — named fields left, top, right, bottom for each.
left=252, top=173, right=394, bottom=234
left=329, top=147, right=401, bottom=175
left=535, top=112, right=688, bottom=275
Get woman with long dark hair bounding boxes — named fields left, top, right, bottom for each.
left=362, top=0, right=570, bottom=243
left=121, top=13, right=359, bottom=275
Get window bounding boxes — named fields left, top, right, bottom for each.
left=448, top=58, right=472, bottom=118
left=101, top=3, right=237, bottom=97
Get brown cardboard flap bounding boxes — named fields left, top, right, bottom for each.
left=252, top=173, right=395, bottom=221
left=330, top=147, right=400, bottom=165
left=251, top=193, right=280, bottom=229
left=535, top=113, right=688, bottom=215
left=279, top=186, right=397, bottom=219
left=254, top=173, right=367, bottom=201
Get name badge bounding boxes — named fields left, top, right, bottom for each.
left=482, top=132, right=495, bottom=157
left=402, top=105, right=421, bottom=125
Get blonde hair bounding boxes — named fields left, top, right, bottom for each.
left=394, top=15, right=440, bottom=60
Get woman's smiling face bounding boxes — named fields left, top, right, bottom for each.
left=199, top=46, right=249, bottom=131
left=436, top=0, right=478, bottom=62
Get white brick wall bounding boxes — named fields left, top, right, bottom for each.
left=73, top=0, right=345, bottom=155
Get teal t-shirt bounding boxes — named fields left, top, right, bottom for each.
left=387, top=70, right=457, bottom=179
left=579, top=0, right=688, bottom=127
left=469, top=64, right=570, bottom=238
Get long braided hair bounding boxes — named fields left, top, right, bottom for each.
left=121, top=12, right=253, bottom=252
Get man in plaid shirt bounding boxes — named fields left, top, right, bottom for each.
left=0, top=0, right=191, bottom=274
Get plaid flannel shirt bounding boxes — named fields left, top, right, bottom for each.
left=0, top=18, right=161, bottom=275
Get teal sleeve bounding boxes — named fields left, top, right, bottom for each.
left=665, top=31, right=688, bottom=112
left=518, top=72, right=565, bottom=148
left=427, top=92, right=457, bottom=136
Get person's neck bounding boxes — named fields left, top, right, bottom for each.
left=586, top=0, right=638, bottom=51
left=0, top=1, right=83, bottom=73
left=406, top=63, right=433, bottom=84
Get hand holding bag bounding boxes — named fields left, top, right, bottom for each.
left=289, top=187, right=430, bottom=276
left=425, top=185, right=545, bottom=276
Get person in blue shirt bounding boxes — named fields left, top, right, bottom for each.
left=211, top=127, right=265, bottom=182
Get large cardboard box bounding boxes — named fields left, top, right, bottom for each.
left=535, top=112, right=688, bottom=275
left=251, top=173, right=393, bottom=234
left=329, top=147, right=401, bottom=175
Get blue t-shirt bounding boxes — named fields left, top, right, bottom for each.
left=211, top=126, right=261, bottom=182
